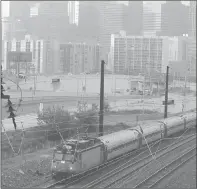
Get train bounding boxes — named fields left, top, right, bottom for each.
left=51, top=111, right=196, bottom=177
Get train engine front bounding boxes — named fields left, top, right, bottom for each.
left=51, top=140, right=80, bottom=177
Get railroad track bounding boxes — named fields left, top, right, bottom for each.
left=31, top=129, right=195, bottom=188
left=134, top=145, right=196, bottom=188
left=80, top=134, right=196, bottom=189
left=39, top=141, right=159, bottom=188
left=30, top=128, right=195, bottom=188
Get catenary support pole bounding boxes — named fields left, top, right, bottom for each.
left=99, top=60, right=105, bottom=137
left=164, top=66, right=169, bottom=119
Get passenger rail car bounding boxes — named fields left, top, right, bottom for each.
left=51, top=112, right=196, bottom=176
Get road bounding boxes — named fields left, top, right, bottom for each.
left=1, top=94, right=151, bottom=119
left=2, top=93, right=196, bottom=132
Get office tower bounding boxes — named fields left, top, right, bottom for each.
left=8, top=2, right=34, bottom=40
left=68, top=1, right=78, bottom=25
left=78, top=2, right=101, bottom=41
left=28, top=2, right=69, bottom=41
left=189, top=1, right=196, bottom=38
left=99, top=2, right=125, bottom=57
left=124, top=1, right=143, bottom=35
left=9, top=1, right=32, bottom=19
left=143, top=3, right=161, bottom=36
left=160, top=1, right=189, bottom=36
left=187, top=1, right=196, bottom=76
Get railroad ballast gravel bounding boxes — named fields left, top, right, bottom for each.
left=2, top=157, right=52, bottom=188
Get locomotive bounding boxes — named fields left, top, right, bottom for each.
left=51, top=111, right=196, bottom=176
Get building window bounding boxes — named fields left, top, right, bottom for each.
left=16, top=41, right=21, bottom=51
left=7, top=42, right=11, bottom=52
left=33, top=41, right=36, bottom=59
left=26, top=41, right=31, bottom=52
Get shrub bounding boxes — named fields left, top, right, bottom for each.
left=104, top=101, right=111, bottom=112
left=37, top=105, right=98, bottom=141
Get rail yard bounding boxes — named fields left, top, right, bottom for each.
left=23, top=111, right=196, bottom=189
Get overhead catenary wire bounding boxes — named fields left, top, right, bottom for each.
left=120, top=126, right=195, bottom=187
left=2, top=126, right=196, bottom=173
left=1, top=119, right=118, bottom=144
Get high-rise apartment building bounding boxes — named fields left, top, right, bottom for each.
left=110, top=32, right=163, bottom=74
left=160, top=2, right=189, bottom=36
left=124, top=1, right=143, bottom=36
left=59, top=43, right=102, bottom=74
left=110, top=31, right=188, bottom=75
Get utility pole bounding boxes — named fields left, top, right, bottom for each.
left=99, top=60, right=105, bottom=137
left=16, top=62, right=19, bottom=91
left=164, top=66, right=169, bottom=119
left=182, top=75, right=187, bottom=112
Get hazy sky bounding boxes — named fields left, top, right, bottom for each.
left=1, top=1, right=190, bottom=17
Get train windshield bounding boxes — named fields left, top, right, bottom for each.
left=54, top=152, right=63, bottom=161
left=64, top=154, right=74, bottom=162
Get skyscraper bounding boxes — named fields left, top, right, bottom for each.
left=187, top=1, right=196, bottom=76
left=68, top=1, right=78, bottom=25
left=78, top=2, right=101, bottom=40
left=189, top=1, right=196, bottom=38
left=160, top=1, right=189, bottom=36
left=124, top=1, right=143, bottom=35
left=8, top=2, right=34, bottom=40
left=9, top=1, right=32, bottom=19
left=27, top=2, right=69, bottom=41
left=99, top=2, right=125, bottom=57
left=143, top=3, right=161, bottom=36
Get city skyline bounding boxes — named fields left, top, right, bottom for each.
left=1, top=1, right=190, bottom=17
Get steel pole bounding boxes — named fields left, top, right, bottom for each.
left=143, top=76, right=145, bottom=115
left=164, top=66, right=169, bottom=119
left=99, top=60, right=105, bottom=137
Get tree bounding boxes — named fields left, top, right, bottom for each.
left=1, top=65, right=17, bottom=130
left=37, top=106, right=73, bottom=129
